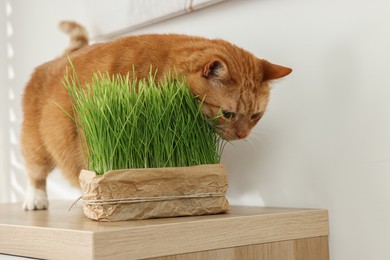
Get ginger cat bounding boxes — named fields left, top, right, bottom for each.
left=21, top=21, right=291, bottom=210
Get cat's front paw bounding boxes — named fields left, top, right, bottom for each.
left=23, top=186, right=48, bottom=210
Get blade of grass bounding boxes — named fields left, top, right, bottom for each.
left=62, top=61, right=226, bottom=174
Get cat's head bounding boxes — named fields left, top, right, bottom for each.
left=186, top=49, right=291, bottom=141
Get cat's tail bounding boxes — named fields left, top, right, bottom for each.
left=59, top=20, right=89, bottom=55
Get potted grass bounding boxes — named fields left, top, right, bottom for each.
left=63, top=68, right=229, bottom=221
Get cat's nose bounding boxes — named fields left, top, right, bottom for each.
left=235, top=130, right=248, bottom=139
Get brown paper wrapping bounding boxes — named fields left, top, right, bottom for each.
left=79, top=164, right=229, bottom=221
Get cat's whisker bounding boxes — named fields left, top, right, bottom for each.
left=250, top=135, right=266, bottom=145
left=251, top=127, right=268, bottom=136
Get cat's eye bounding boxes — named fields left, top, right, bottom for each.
left=251, top=112, right=263, bottom=120
left=222, top=110, right=235, bottom=119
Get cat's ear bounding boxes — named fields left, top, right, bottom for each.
left=203, top=60, right=228, bottom=80
left=261, top=59, right=292, bottom=81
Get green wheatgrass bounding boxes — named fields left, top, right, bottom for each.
left=62, top=67, right=225, bottom=175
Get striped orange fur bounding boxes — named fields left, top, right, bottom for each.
left=21, top=22, right=291, bottom=210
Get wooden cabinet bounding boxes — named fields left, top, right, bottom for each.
left=0, top=201, right=329, bottom=260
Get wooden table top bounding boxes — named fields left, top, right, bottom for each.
left=0, top=201, right=328, bottom=260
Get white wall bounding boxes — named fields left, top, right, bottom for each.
left=2, top=0, right=390, bottom=260
left=2, top=0, right=87, bottom=203
left=128, top=1, right=390, bottom=259
left=0, top=1, right=10, bottom=203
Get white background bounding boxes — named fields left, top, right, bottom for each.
left=1, top=0, right=390, bottom=260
